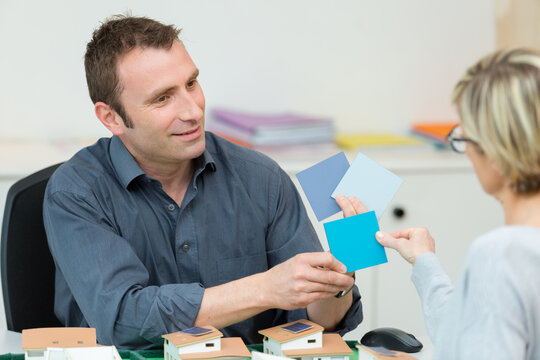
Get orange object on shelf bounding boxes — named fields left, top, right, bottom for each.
left=411, top=122, right=458, bottom=143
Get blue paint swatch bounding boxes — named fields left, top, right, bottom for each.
left=332, top=152, right=402, bottom=219
left=296, top=152, right=350, bottom=221
left=324, top=211, right=387, bottom=271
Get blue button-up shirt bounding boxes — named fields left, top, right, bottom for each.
left=43, top=132, right=362, bottom=349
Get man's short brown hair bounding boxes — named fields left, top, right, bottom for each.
left=84, top=15, right=181, bottom=127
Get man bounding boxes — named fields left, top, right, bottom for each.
left=43, top=15, right=362, bottom=349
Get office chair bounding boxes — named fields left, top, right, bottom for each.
left=1, top=162, right=63, bottom=332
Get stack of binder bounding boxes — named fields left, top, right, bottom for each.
left=209, top=108, right=335, bottom=147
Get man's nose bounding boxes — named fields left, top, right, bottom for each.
left=176, top=93, right=203, bottom=122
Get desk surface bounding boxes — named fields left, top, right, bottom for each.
left=0, top=329, right=433, bottom=359
left=0, top=330, right=21, bottom=354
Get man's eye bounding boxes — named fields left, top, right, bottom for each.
left=156, top=95, right=169, bottom=103
left=187, top=80, right=197, bottom=89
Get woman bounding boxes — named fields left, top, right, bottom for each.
left=337, top=48, right=540, bottom=359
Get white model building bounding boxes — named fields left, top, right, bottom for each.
left=44, top=346, right=121, bottom=360
left=258, top=320, right=353, bottom=360
left=21, top=327, right=121, bottom=360
left=162, top=325, right=251, bottom=360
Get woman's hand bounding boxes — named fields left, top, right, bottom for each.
left=336, top=195, right=435, bottom=264
left=375, top=228, right=435, bottom=264
left=335, top=195, right=435, bottom=265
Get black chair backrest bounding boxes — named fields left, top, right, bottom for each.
left=1, top=163, right=63, bottom=332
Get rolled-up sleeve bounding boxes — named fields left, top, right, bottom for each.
left=44, top=189, right=204, bottom=348
left=334, top=286, right=362, bottom=336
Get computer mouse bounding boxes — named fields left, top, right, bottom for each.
left=360, top=327, right=423, bottom=353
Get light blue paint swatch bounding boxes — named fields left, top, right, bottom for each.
left=331, top=152, right=402, bottom=219
left=296, top=152, right=350, bottom=221
left=324, top=211, right=387, bottom=271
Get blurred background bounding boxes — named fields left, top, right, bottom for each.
left=1, top=0, right=537, bottom=141
left=0, top=0, right=539, bottom=351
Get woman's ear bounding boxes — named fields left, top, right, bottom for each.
left=95, top=102, right=125, bottom=136
left=488, top=157, right=504, bottom=175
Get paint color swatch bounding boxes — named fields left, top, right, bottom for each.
left=296, top=152, right=350, bottom=221
left=332, top=152, right=402, bottom=219
left=324, top=211, right=387, bottom=271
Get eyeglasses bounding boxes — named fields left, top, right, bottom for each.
left=446, top=125, right=478, bottom=153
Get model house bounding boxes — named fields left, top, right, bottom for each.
left=251, top=350, right=291, bottom=360
left=21, top=327, right=121, bottom=360
left=162, top=325, right=251, bottom=360
left=43, top=346, right=122, bottom=360
left=259, top=320, right=352, bottom=360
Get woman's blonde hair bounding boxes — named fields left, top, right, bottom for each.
left=453, top=48, right=540, bottom=194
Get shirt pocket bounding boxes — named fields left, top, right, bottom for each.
left=217, top=253, right=269, bottom=283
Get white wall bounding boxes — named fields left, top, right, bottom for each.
left=0, top=0, right=496, bottom=141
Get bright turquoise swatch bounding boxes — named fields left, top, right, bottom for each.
left=324, top=211, right=387, bottom=271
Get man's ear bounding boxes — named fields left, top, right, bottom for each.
left=95, top=102, right=125, bottom=136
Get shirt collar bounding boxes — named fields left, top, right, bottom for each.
left=196, top=147, right=217, bottom=175
left=110, top=136, right=145, bottom=189
left=110, top=135, right=217, bottom=189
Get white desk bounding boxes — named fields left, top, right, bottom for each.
left=410, top=336, right=433, bottom=360
left=0, top=329, right=22, bottom=354
left=0, top=329, right=432, bottom=359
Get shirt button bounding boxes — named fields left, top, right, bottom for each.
left=182, top=244, right=190, bottom=252
left=167, top=204, right=175, bottom=211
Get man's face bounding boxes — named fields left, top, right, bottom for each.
left=115, top=41, right=206, bottom=167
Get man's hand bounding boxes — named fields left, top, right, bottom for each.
left=261, top=252, right=355, bottom=310
left=376, top=228, right=435, bottom=265
left=335, top=194, right=368, bottom=217
left=196, top=195, right=365, bottom=330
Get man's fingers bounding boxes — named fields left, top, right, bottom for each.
left=348, top=196, right=368, bottom=214
left=301, top=252, right=347, bottom=273
left=296, top=253, right=353, bottom=287
left=309, top=267, right=354, bottom=288
left=336, top=195, right=370, bottom=217
left=299, top=278, right=351, bottom=294
left=335, top=195, right=358, bottom=217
